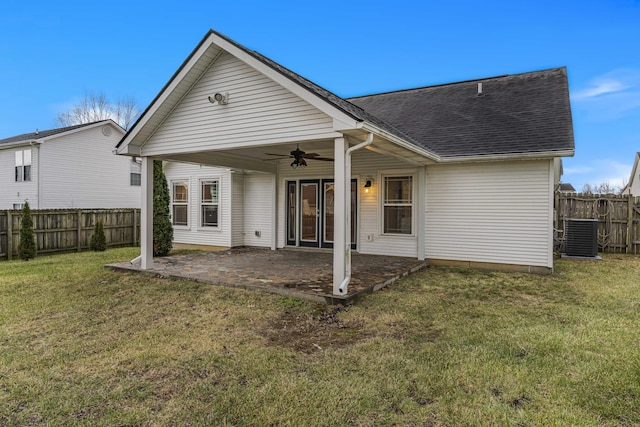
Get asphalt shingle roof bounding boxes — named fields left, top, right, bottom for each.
left=347, top=68, right=575, bottom=158
left=0, top=121, right=108, bottom=146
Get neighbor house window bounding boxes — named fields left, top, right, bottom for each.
left=200, top=179, right=219, bottom=227
left=130, top=158, right=141, bottom=186
left=13, top=203, right=24, bottom=210
left=15, top=149, right=32, bottom=182
left=383, top=175, right=413, bottom=235
left=171, top=181, right=189, bottom=226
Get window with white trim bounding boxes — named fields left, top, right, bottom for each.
left=171, top=181, right=189, bottom=226
left=15, top=149, right=32, bottom=182
left=130, top=158, right=141, bottom=186
left=382, top=175, right=413, bottom=235
left=200, top=179, right=219, bottom=227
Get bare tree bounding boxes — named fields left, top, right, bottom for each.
left=56, top=92, right=141, bottom=130
left=581, top=180, right=622, bottom=195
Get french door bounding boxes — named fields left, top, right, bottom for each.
left=287, top=179, right=357, bottom=248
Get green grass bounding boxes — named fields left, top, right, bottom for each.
left=1, top=249, right=639, bottom=426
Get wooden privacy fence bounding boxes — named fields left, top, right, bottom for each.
left=0, top=209, right=140, bottom=260
left=555, top=193, right=640, bottom=254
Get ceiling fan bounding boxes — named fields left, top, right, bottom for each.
left=265, top=144, right=334, bottom=168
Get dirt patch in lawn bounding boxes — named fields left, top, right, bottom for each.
left=262, top=306, right=373, bottom=354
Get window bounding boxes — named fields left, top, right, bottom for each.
left=171, top=181, right=188, bottom=226
left=15, top=149, right=32, bottom=182
left=200, top=179, right=219, bottom=227
left=383, top=175, right=413, bottom=235
left=130, top=158, right=141, bottom=186
left=13, top=203, right=24, bottom=210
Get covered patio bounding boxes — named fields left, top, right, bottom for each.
left=108, top=248, right=427, bottom=304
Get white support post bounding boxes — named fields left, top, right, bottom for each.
left=271, top=173, right=277, bottom=251
left=333, top=137, right=347, bottom=295
left=417, top=166, right=426, bottom=261
left=140, top=157, right=154, bottom=269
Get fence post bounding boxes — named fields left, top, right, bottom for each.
left=77, top=210, right=82, bottom=252
left=627, top=194, right=633, bottom=254
left=7, top=211, right=12, bottom=261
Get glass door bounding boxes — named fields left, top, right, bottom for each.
left=321, top=179, right=357, bottom=249
left=299, top=180, right=319, bottom=247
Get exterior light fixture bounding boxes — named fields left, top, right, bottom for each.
left=363, top=178, right=373, bottom=193
left=207, top=92, right=229, bottom=105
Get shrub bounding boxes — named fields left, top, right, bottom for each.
left=153, top=160, right=173, bottom=256
left=90, top=221, right=107, bottom=251
left=18, top=201, right=36, bottom=260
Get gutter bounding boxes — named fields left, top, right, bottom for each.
left=436, top=149, right=575, bottom=163
left=338, top=132, right=373, bottom=294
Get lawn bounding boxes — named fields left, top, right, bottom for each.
left=1, top=248, right=639, bottom=426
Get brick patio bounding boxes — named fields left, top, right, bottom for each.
left=107, top=247, right=427, bottom=304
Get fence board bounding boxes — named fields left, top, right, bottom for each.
left=0, top=209, right=140, bottom=260
left=556, top=193, right=640, bottom=254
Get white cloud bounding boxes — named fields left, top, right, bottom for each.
left=573, top=79, right=626, bottom=99
left=571, top=69, right=640, bottom=122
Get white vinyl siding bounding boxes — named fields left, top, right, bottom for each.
left=0, top=146, right=39, bottom=209
left=38, top=124, right=139, bottom=209
left=141, top=52, right=338, bottom=157
left=231, top=173, right=244, bottom=247
left=243, top=174, right=273, bottom=248
left=163, top=162, right=231, bottom=247
left=425, top=160, right=554, bottom=268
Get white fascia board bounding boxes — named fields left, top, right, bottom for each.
left=0, top=140, right=38, bottom=150
left=211, top=34, right=361, bottom=128
left=43, top=120, right=124, bottom=143
left=436, top=149, right=575, bottom=164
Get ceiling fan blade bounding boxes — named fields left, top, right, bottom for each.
left=265, top=153, right=291, bottom=157
left=302, top=152, right=321, bottom=158
left=309, top=157, right=334, bottom=161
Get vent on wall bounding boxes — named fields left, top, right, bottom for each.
left=565, top=219, right=598, bottom=257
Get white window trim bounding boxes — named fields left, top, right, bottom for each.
left=198, top=177, right=221, bottom=230
left=15, top=149, right=32, bottom=182
left=379, top=171, right=417, bottom=237
left=170, top=179, right=190, bottom=229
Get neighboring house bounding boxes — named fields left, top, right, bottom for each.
left=0, top=120, right=140, bottom=209
left=621, top=152, right=640, bottom=196
left=558, top=183, right=576, bottom=193
left=117, top=29, right=575, bottom=295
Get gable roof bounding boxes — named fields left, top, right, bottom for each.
left=348, top=68, right=575, bottom=159
left=0, top=120, right=122, bottom=147
left=118, top=29, right=575, bottom=162
left=559, top=183, right=576, bottom=192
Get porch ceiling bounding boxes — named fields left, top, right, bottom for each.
left=151, top=132, right=434, bottom=172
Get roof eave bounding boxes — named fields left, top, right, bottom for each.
left=359, top=122, right=440, bottom=162
left=436, top=149, right=575, bottom=164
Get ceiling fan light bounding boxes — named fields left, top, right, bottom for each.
left=290, top=159, right=298, bottom=169
left=299, top=158, right=307, bottom=167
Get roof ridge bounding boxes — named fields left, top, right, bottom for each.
left=347, top=67, right=567, bottom=100
left=0, top=120, right=112, bottom=145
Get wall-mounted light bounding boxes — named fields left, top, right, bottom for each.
left=208, top=92, right=229, bottom=105
left=363, top=177, right=374, bottom=193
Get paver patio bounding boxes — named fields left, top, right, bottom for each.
left=108, top=247, right=427, bottom=304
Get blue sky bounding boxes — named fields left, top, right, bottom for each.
left=1, top=0, right=639, bottom=191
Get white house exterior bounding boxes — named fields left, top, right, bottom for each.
left=0, top=120, right=140, bottom=210
left=621, top=152, right=640, bottom=196
left=117, top=30, right=575, bottom=295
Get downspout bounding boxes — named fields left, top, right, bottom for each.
left=338, top=132, right=373, bottom=294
